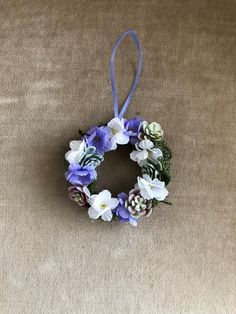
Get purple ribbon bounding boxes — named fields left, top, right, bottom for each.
left=110, top=30, right=142, bottom=119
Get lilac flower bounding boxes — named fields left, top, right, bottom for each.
left=113, top=192, right=138, bottom=226
left=65, top=163, right=97, bottom=186
left=125, top=116, right=144, bottom=145
left=84, top=126, right=113, bottom=154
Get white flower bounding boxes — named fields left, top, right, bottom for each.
left=107, top=118, right=129, bottom=149
left=88, top=190, right=119, bottom=222
left=65, top=140, right=86, bottom=164
left=130, top=139, right=163, bottom=166
left=137, top=174, right=168, bottom=201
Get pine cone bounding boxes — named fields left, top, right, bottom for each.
left=125, top=188, right=153, bottom=218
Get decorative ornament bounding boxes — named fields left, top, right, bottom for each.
left=65, top=30, right=172, bottom=226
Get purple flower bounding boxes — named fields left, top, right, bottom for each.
left=84, top=126, right=113, bottom=154
left=125, top=117, right=144, bottom=145
left=65, top=163, right=96, bottom=186
left=113, top=192, right=138, bottom=226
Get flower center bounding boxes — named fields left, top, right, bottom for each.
left=111, top=128, right=118, bottom=135
left=100, top=203, right=108, bottom=209
left=94, top=136, right=100, bottom=142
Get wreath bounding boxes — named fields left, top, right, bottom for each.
left=65, top=30, right=172, bottom=226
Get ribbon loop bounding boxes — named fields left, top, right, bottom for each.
left=110, top=30, right=142, bottom=119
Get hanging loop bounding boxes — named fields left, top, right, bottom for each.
left=110, top=30, right=142, bottom=119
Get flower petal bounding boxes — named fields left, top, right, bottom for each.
left=139, top=188, right=153, bottom=200
left=88, top=208, right=100, bottom=220
left=152, top=178, right=165, bottom=188
left=101, top=210, right=113, bottom=222
left=88, top=194, right=98, bottom=206
left=110, top=138, right=117, bottom=150
left=138, top=150, right=149, bottom=161
left=130, top=150, right=139, bottom=162
left=139, top=139, right=154, bottom=150
left=108, top=198, right=119, bottom=209
left=70, top=140, right=84, bottom=150
left=153, top=187, right=169, bottom=201
left=99, top=190, right=112, bottom=201
left=115, top=132, right=129, bottom=145
left=129, top=216, right=138, bottom=226
left=65, top=150, right=81, bottom=164
left=142, top=174, right=152, bottom=183
left=118, top=207, right=130, bottom=219
left=137, top=177, right=153, bottom=200
left=108, top=118, right=125, bottom=132
left=151, top=148, right=163, bottom=159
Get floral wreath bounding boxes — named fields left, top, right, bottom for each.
left=65, top=30, right=172, bottom=226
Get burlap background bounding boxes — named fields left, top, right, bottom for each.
left=1, top=1, right=235, bottom=313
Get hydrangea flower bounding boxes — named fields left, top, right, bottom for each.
left=125, top=116, right=143, bottom=145
left=88, top=190, right=119, bottom=221
left=137, top=174, right=168, bottom=201
left=113, top=192, right=138, bottom=226
left=65, top=163, right=97, bottom=186
left=84, top=126, right=113, bottom=155
left=107, top=117, right=129, bottom=149
left=130, top=139, right=163, bottom=166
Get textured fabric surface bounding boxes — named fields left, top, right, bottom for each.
left=1, top=1, right=235, bottom=313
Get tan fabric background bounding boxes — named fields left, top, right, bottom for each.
left=1, top=1, right=235, bottom=313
